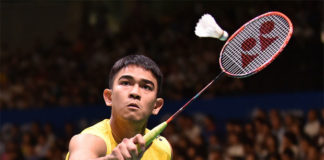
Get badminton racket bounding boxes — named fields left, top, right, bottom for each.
left=141, top=11, right=293, bottom=151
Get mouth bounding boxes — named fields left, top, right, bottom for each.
left=127, top=103, right=140, bottom=109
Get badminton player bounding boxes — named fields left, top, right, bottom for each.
left=66, top=55, right=172, bottom=160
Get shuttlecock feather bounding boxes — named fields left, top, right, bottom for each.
left=195, top=14, right=228, bottom=41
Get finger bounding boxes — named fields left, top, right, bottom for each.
left=120, top=139, right=132, bottom=160
left=105, top=154, right=119, bottom=160
left=109, top=149, right=123, bottom=160
left=124, top=138, right=138, bottom=158
left=132, top=134, right=145, bottom=152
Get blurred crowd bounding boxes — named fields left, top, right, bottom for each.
left=1, top=108, right=324, bottom=160
left=166, top=108, right=324, bottom=160
left=0, top=1, right=322, bottom=110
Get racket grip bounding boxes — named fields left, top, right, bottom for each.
left=138, top=121, right=168, bottom=152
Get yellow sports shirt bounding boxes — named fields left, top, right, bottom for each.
left=66, top=119, right=172, bottom=160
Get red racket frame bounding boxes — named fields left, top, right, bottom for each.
left=219, top=11, right=294, bottom=78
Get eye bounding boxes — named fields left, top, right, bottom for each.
left=120, top=81, right=130, bottom=86
left=142, top=85, right=153, bottom=91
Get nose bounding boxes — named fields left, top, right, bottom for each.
left=129, top=85, right=141, bottom=100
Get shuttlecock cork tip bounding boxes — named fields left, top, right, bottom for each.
left=220, top=31, right=228, bottom=41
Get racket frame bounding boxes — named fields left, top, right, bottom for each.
left=219, top=11, right=293, bottom=78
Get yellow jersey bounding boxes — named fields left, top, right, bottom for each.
left=66, top=119, right=172, bottom=160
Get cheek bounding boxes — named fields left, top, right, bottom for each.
left=146, top=97, right=157, bottom=110
left=111, top=88, right=127, bottom=102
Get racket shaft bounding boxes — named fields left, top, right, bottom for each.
left=141, top=72, right=224, bottom=151
left=166, top=72, right=224, bottom=123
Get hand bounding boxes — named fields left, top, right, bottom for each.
left=105, top=134, right=145, bottom=160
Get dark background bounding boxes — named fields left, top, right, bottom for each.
left=0, top=1, right=323, bottom=160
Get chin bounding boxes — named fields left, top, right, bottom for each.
left=122, top=114, right=140, bottom=121
left=124, top=114, right=148, bottom=123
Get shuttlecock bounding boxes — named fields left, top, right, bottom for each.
left=195, top=14, right=228, bottom=41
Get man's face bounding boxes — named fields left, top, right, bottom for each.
left=104, top=65, right=163, bottom=122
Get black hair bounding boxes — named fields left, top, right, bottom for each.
left=108, top=55, right=163, bottom=97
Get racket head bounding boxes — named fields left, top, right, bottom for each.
left=219, top=11, right=293, bottom=78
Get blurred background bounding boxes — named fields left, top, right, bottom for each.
left=0, top=0, right=323, bottom=160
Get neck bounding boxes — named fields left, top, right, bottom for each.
left=110, top=116, right=147, bottom=143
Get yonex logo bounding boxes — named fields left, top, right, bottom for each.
left=241, top=20, right=278, bottom=68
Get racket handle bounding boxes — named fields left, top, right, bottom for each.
left=138, top=121, right=168, bottom=152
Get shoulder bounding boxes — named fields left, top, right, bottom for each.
left=81, top=119, right=110, bottom=138
left=68, top=133, right=107, bottom=159
left=152, top=135, right=171, bottom=149
left=149, top=135, right=172, bottom=159
left=82, top=119, right=110, bottom=132
left=70, top=134, right=106, bottom=149
left=79, top=119, right=115, bottom=153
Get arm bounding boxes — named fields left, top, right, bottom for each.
left=68, top=134, right=107, bottom=160
left=67, top=134, right=145, bottom=160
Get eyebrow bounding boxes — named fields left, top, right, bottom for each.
left=118, top=75, right=155, bottom=88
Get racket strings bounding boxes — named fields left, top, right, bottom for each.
left=221, top=15, right=291, bottom=77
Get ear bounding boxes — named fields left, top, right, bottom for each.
left=103, top=89, right=113, bottom=107
left=152, top=98, right=164, bottom=115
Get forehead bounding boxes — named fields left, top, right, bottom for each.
left=114, top=65, right=157, bottom=84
